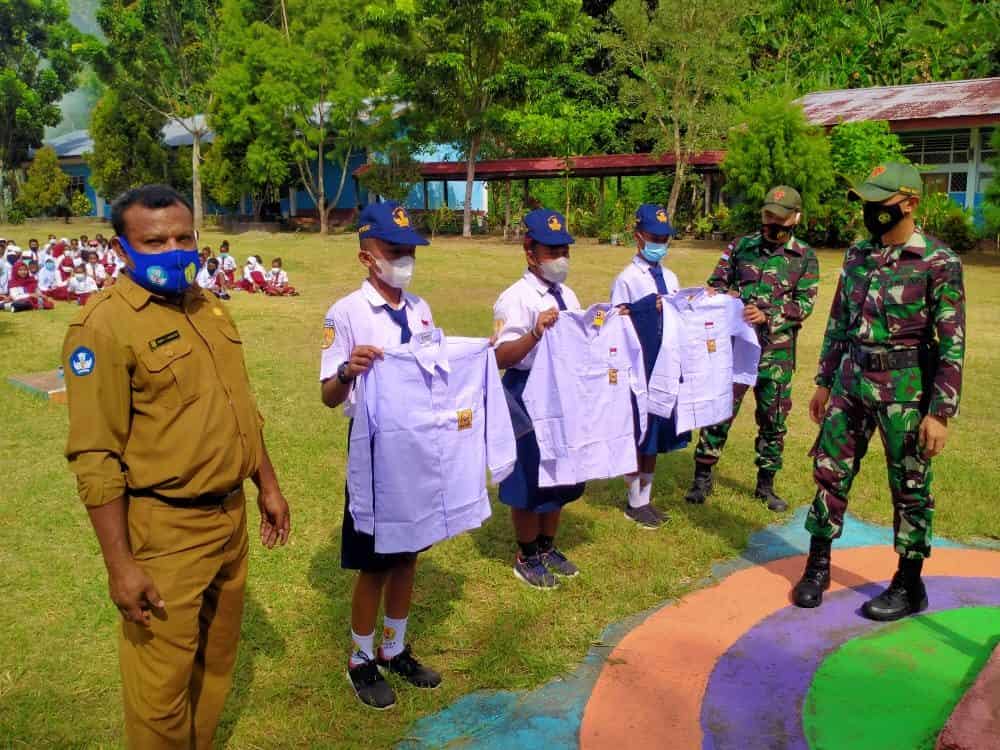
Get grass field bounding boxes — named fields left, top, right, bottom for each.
left=3, top=219, right=999, bottom=748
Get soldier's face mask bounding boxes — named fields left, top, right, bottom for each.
left=119, top=236, right=201, bottom=296
left=863, top=200, right=906, bottom=241
left=761, top=223, right=792, bottom=245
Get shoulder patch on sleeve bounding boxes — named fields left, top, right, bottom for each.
left=323, top=318, right=336, bottom=349
left=68, top=346, right=96, bottom=377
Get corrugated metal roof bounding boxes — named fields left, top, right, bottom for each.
left=354, top=151, right=726, bottom=180
left=799, top=77, right=1000, bottom=129
left=45, top=115, right=214, bottom=158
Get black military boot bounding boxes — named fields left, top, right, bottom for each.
left=684, top=463, right=714, bottom=504
left=754, top=469, right=789, bottom=512
left=792, top=537, right=832, bottom=608
left=861, top=557, right=928, bottom=622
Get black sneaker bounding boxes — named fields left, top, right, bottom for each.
left=347, top=655, right=396, bottom=710
left=625, top=503, right=668, bottom=529
left=377, top=645, right=442, bottom=689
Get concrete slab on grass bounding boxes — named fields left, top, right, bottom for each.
left=7, top=370, right=67, bottom=404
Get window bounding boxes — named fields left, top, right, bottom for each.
left=949, top=172, right=968, bottom=192
left=899, top=132, right=971, bottom=165
left=67, top=175, right=86, bottom=195
left=923, top=174, right=949, bottom=194
left=983, top=129, right=996, bottom=160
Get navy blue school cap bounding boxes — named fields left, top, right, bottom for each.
left=634, top=204, right=677, bottom=236
left=357, top=201, right=429, bottom=246
left=523, top=209, right=575, bottom=246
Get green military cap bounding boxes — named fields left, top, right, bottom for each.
left=762, top=186, right=802, bottom=218
left=849, top=162, right=923, bottom=202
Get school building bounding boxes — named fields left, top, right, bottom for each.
left=799, top=77, right=999, bottom=225
left=41, top=117, right=486, bottom=221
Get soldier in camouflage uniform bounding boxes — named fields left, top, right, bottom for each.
left=792, top=163, right=965, bottom=622
left=685, top=186, right=820, bottom=512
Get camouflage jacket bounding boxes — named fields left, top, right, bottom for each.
left=707, top=232, right=820, bottom=359
left=815, top=229, right=965, bottom=419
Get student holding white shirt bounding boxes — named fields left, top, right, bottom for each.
left=320, top=201, right=441, bottom=711
left=493, top=209, right=586, bottom=590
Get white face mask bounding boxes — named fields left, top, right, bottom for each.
left=375, top=255, right=415, bottom=290
left=538, top=257, right=570, bottom=285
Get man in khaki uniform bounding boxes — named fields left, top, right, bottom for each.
left=63, top=184, right=291, bottom=749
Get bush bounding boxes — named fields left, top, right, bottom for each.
left=6, top=207, right=25, bottom=225
left=917, top=193, right=977, bottom=253
left=71, top=192, right=93, bottom=217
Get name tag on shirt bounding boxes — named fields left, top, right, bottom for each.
left=149, top=330, right=180, bottom=351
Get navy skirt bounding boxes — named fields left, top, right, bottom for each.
left=498, top=369, right=586, bottom=513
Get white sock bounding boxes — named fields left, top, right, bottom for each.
left=639, top=473, right=655, bottom=506
left=380, top=616, right=408, bottom=660
left=626, top=473, right=643, bottom=508
left=349, top=629, right=375, bottom=668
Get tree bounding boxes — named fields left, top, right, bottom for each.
left=0, top=0, right=90, bottom=221
left=95, top=0, right=222, bottom=228
left=366, top=0, right=582, bottom=237
left=212, top=0, right=378, bottom=234
left=721, top=96, right=834, bottom=232
left=85, top=88, right=172, bottom=199
left=17, top=146, right=71, bottom=217
left=828, top=121, right=908, bottom=185
left=604, top=0, right=749, bottom=219
left=984, top=128, right=1000, bottom=240
left=358, top=143, right=424, bottom=204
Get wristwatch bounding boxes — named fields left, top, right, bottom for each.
left=337, top=362, right=354, bottom=385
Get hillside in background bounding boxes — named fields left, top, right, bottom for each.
left=48, top=0, right=104, bottom=138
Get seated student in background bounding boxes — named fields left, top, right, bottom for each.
left=4, top=262, right=54, bottom=312
left=197, top=257, right=231, bottom=300
left=219, top=240, right=238, bottom=285
left=235, top=256, right=265, bottom=293
left=38, top=256, right=70, bottom=301
left=264, top=257, right=298, bottom=296
left=83, top=250, right=108, bottom=288
left=26, top=239, right=41, bottom=263
left=67, top=262, right=99, bottom=306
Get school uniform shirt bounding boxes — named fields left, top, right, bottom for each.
left=648, top=287, right=761, bottom=432
left=67, top=275, right=100, bottom=296
left=84, top=262, right=107, bottom=285
left=347, top=330, right=516, bottom=553
left=493, top=271, right=582, bottom=371
left=267, top=269, right=289, bottom=287
left=196, top=267, right=225, bottom=292
left=522, top=304, right=647, bottom=487
left=37, top=267, right=64, bottom=292
left=320, top=279, right=435, bottom=417
left=610, top=255, right=680, bottom=305
left=0, top=266, right=8, bottom=295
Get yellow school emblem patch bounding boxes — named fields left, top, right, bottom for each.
left=593, top=310, right=605, bottom=328
left=706, top=339, right=717, bottom=353
left=547, top=214, right=562, bottom=231
left=608, top=368, right=618, bottom=385
left=457, top=409, right=473, bottom=430
left=655, top=208, right=668, bottom=223
left=322, top=323, right=336, bottom=349
left=383, top=626, right=396, bottom=640
left=392, top=207, right=410, bottom=227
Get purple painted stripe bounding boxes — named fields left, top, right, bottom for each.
left=700, top=577, right=1000, bottom=750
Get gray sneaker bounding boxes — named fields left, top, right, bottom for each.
left=514, top=554, right=558, bottom=589
left=625, top=503, right=668, bottom=529
left=541, top=547, right=579, bottom=577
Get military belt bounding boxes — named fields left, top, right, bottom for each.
left=851, top=347, right=920, bottom=372
left=131, top=485, right=242, bottom=508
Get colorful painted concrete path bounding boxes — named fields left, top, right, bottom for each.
left=400, top=509, right=1000, bottom=750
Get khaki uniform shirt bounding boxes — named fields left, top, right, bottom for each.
left=64, top=274, right=264, bottom=506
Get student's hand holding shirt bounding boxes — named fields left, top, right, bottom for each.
left=347, top=345, right=383, bottom=379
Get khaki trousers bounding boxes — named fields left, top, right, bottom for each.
left=120, top=490, right=248, bottom=749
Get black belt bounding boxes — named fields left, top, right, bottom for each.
left=851, top=347, right=920, bottom=372
left=131, top=485, right=242, bottom=508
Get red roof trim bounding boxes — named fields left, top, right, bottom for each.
left=353, top=150, right=726, bottom=180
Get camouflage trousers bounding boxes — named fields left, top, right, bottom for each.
left=806, top=392, right=934, bottom=559
left=694, top=356, right=793, bottom=473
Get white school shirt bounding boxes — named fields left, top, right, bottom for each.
left=37, top=267, right=64, bottom=292
left=219, top=255, right=237, bottom=273
left=267, top=268, right=289, bottom=286
left=196, top=267, right=223, bottom=291
left=610, top=255, right=680, bottom=305
left=347, top=331, right=516, bottom=553
left=320, top=280, right=435, bottom=415
left=648, top=287, right=761, bottom=432
left=67, top=275, right=99, bottom=295
left=493, top=270, right=582, bottom=371
left=84, top=262, right=106, bottom=284
left=0, top=266, right=8, bottom=295
left=522, top=304, right=646, bottom=487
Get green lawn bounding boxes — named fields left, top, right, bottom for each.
left=2, top=219, right=999, bottom=748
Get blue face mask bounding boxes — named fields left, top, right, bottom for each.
left=44, top=261, right=56, bottom=271
left=119, top=236, right=201, bottom=295
left=640, top=241, right=668, bottom=264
